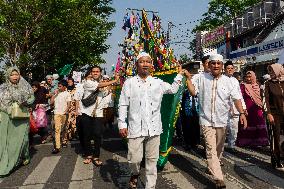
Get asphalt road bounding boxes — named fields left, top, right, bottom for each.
left=1, top=127, right=284, bottom=189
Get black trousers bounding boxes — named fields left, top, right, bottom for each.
left=76, top=115, right=84, bottom=148
left=29, top=127, right=48, bottom=145
left=81, top=114, right=105, bottom=158
left=181, top=115, right=200, bottom=147
left=272, top=114, right=284, bottom=159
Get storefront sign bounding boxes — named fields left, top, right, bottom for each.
left=230, top=37, right=284, bottom=59
left=201, top=26, right=225, bottom=48
left=259, top=39, right=284, bottom=52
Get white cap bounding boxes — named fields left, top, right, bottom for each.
left=52, top=74, right=59, bottom=80
left=41, top=81, right=46, bottom=84
left=102, top=75, right=110, bottom=80
left=209, top=54, right=224, bottom=63
left=137, top=52, right=151, bottom=60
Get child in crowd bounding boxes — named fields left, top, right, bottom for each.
left=50, top=80, right=71, bottom=154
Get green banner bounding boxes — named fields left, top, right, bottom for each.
left=156, top=73, right=185, bottom=169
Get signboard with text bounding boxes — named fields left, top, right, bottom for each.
left=230, top=36, right=284, bottom=59
left=201, top=26, right=225, bottom=48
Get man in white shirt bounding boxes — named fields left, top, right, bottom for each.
left=118, top=52, right=187, bottom=189
left=185, top=54, right=247, bottom=189
left=50, top=80, right=71, bottom=154
left=80, top=66, right=119, bottom=165
left=74, top=80, right=85, bottom=149
left=224, top=61, right=247, bottom=150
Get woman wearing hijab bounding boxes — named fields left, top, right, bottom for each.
left=236, top=71, right=269, bottom=147
left=0, top=67, right=34, bottom=177
left=264, top=63, right=284, bottom=170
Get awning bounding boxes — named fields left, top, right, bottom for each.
left=233, top=49, right=281, bottom=65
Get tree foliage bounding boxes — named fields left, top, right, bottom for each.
left=179, top=53, right=191, bottom=64
left=193, top=0, right=262, bottom=33
left=0, top=0, right=115, bottom=79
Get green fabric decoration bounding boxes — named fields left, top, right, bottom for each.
left=156, top=73, right=185, bottom=169
left=58, top=64, right=73, bottom=76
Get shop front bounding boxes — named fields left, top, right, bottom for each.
left=230, top=36, right=284, bottom=78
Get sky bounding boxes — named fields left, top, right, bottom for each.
left=102, top=0, right=210, bottom=74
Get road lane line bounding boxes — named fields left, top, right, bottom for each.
left=162, top=161, right=196, bottom=189
left=19, top=184, right=44, bottom=189
left=23, top=156, right=60, bottom=186
left=113, top=150, right=196, bottom=189
left=233, top=146, right=270, bottom=163
left=68, top=156, right=93, bottom=189
left=223, top=152, right=284, bottom=188
left=173, top=147, right=250, bottom=189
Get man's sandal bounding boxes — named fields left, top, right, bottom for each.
left=129, top=174, right=139, bottom=189
left=93, top=158, right=103, bottom=166
left=83, top=156, right=93, bottom=164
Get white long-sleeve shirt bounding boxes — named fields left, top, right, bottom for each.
left=228, top=76, right=246, bottom=116
left=192, top=72, right=242, bottom=127
left=73, top=83, right=84, bottom=115
left=118, top=74, right=183, bottom=138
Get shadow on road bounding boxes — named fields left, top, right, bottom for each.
left=168, top=153, right=216, bottom=189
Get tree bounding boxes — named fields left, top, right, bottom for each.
left=190, top=0, right=262, bottom=56
left=179, top=54, right=191, bottom=64
left=193, top=0, right=262, bottom=33
left=0, top=0, right=115, bottom=80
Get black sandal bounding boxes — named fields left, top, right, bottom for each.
left=93, top=158, right=103, bottom=166
left=129, top=174, right=139, bottom=189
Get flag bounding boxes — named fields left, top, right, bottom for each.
left=58, top=64, right=73, bottom=76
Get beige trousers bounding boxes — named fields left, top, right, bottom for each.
left=202, top=126, right=227, bottom=181
left=128, top=135, right=160, bottom=189
left=54, top=114, right=67, bottom=149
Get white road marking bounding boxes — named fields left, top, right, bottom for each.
left=233, top=146, right=270, bottom=163
left=23, top=156, right=61, bottom=186
left=223, top=152, right=284, bottom=188
left=19, top=184, right=44, bottom=189
left=173, top=147, right=251, bottom=189
left=68, top=156, right=93, bottom=189
left=113, top=150, right=196, bottom=188
left=162, top=161, right=196, bottom=189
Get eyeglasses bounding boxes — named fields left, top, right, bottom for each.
left=210, top=61, right=222, bottom=65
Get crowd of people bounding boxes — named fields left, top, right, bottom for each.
left=0, top=52, right=283, bottom=189
left=0, top=65, right=117, bottom=176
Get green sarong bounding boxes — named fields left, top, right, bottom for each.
left=0, top=111, right=29, bottom=177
